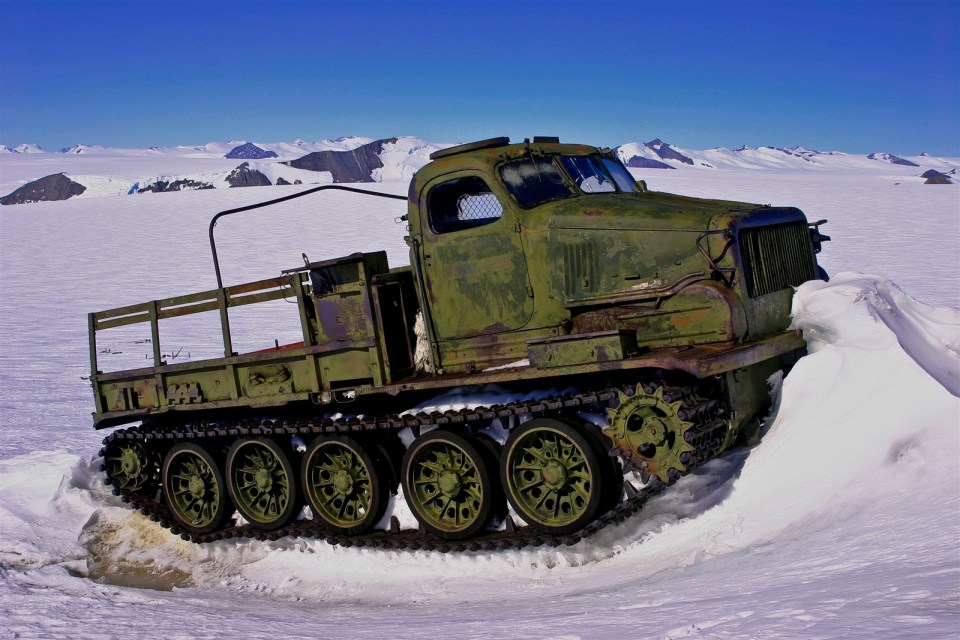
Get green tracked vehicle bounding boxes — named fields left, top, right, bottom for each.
left=90, top=136, right=830, bottom=550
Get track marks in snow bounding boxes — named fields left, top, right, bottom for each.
left=661, top=611, right=755, bottom=638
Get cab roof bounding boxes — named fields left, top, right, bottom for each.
left=429, top=136, right=573, bottom=160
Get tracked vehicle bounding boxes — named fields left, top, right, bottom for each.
left=89, top=137, right=829, bottom=551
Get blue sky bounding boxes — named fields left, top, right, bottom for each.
left=1, top=0, right=957, bottom=155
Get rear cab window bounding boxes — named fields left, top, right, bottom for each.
left=427, top=176, right=504, bottom=234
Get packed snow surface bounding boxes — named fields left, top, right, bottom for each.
left=0, top=162, right=958, bottom=638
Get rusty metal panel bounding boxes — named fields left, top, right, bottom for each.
left=528, top=330, right=638, bottom=368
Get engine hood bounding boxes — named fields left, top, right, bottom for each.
left=541, top=191, right=767, bottom=233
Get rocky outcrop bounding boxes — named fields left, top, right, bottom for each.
left=645, top=139, right=694, bottom=165
left=284, top=138, right=397, bottom=182
left=1, top=173, right=86, bottom=205
left=770, top=146, right=818, bottom=162
left=867, top=152, right=919, bottom=167
left=138, top=179, right=214, bottom=193
left=623, top=156, right=674, bottom=170
left=921, top=170, right=953, bottom=184
left=225, top=142, right=278, bottom=160
left=226, top=162, right=272, bottom=187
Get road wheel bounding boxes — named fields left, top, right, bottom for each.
left=162, top=442, right=231, bottom=534
left=402, top=430, right=501, bottom=540
left=226, top=438, right=298, bottom=530
left=302, top=435, right=387, bottom=535
left=502, top=418, right=605, bottom=535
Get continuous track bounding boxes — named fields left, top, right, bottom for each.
left=102, top=383, right=728, bottom=552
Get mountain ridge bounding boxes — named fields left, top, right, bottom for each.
left=2, top=136, right=958, bottom=204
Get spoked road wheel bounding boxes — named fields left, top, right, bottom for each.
left=502, top=418, right=606, bottom=535
left=226, top=438, right=299, bottom=530
left=162, top=443, right=231, bottom=535
left=302, top=435, right=387, bottom=535
left=402, top=430, right=502, bottom=540
left=104, top=440, right=160, bottom=495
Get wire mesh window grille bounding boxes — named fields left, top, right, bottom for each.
left=429, top=176, right=504, bottom=233
left=456, top=193, right=503, bottom=222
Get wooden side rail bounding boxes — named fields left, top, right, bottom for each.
left=89, top=273, right=311, bottom=375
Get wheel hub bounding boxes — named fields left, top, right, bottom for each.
left=541, top=460, right=567, bottom=489
left=120, top=448, right=141, bottom=476
left=188, top=474, right=206, bottom=497
left=332, top=469, right=354, bottom=495
left=254, top=468, right=273, bottom=492
left=438, top=470, right=462, bottom=496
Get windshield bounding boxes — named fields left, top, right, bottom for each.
left=562, top=156, right=615, bottom=193
left=602, top=158, right=637, bottom=192
left=498, top=157, right=573, bottom=208
left=499, top=154, right=636, bottom=208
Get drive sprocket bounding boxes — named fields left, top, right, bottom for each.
left=605, top=384, right=696, bottom=484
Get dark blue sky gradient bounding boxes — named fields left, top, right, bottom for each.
left=1, top=0, right=957, bottom=155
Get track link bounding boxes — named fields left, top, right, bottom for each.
left=102, top=383, right=727, bottom=552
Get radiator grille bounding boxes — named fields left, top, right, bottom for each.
left=738, top=222, right=817, bottom=298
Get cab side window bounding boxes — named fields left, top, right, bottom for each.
left=428, top=176, right=504, bottom=234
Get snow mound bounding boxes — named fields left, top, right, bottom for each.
left=732, top=272, right=958, bottom=528
left=793, top=273, right=960, bottom=396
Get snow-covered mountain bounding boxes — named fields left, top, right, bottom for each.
left=152, top=136, right=377, bottom=160
left=59, top=144, right=107, bottom=154
left=616, top=139, right=959, bottom=173
left=1, top=136, right=957, bottom=204
left=224, top=142, right=278, bottom=160
left=0, top=136, right=449, bottom=203
left=866, top=151, right=920, bottom=166
left=0, top=143, right=46, bottom=154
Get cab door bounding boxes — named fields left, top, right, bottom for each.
left=418, top=172, right=533, bottom=341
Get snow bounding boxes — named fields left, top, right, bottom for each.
left=0, top=153, right=958, bottom=637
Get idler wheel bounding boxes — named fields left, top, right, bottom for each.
left=104, top=440, right=160, bottom=494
